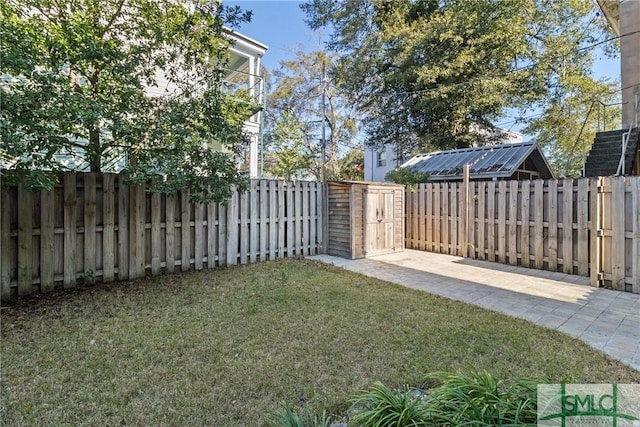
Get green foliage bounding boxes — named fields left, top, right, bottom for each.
left=422, top=370, right=540, bottom=426
left=265, top=111, right=316, bottom=180
left=336, top=147, right=364, bottom=181
left=302, top=0, right=618, bottom=159
left=0, top=0, right=254, bottom=203
left=265, top=49, right=358, bottom=180
left=350, top=382, right=429, bottom=427
left=269, top=402, right=331, bottom=427
left=384, top=168, right=429, bottom=186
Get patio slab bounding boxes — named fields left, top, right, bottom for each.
left=308, top=249, right=640, bottom=371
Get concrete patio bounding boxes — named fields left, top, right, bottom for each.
left=308, top=249, right=640, bottom=371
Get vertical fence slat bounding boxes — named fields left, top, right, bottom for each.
left=426, top=184, right=433, bottom=252
left=497, top=181, right=507, bottom=264
left=63, top=173, right=77, bottom=288
left=226, top=189, right=238, bottom=266
left=307, top=182, right=315, bottom=256
left=102, top=174, right=115, bottom=282
left=316, top=182, right=324, bottom=254
left=589, top=178, right=601, bottom=287
left=17, top=184, right=33, bottom=295
left=40, top=188, right=55, bottom=292
left=412, top=187, right=419, bottom=249
left=84, top=173, right=97, bottom=284
left=151, top=190, right=161, bottom=274
left=442, top=183, right=449, bottom=254
left=117, top=176, right=129, bottom=280
left=576, top=179, right=589, bottom=276
left=520, top=180, right=530, bottom=268
left=206, top=201, right=216, bottom=268
left=1, top=187, right=11, bottom=298
left=465, top=179, right=473, bottom=258
left=129, top=183, right=145, bottom=279
left=259, top=180, right=268, bottom=260
left=611, top=177, right=626, bottom=290
left=270, top=180, right=278, bottom=259
left=548, top=180, right=558, bottom=271
left=508, top=180, right=518, bottom=265
left=249, top=180, right=258, bottom=263
left=405, top=189, right=413, bottom=248
left=534, top=179, right=544, bottom=269
left=240, top=190, right=249, bottom=265
left=631, top=177, right=640, bottom=294
left=194, top=202, right=204, bottom=270
left=477, top=182, right=485, bottom=260
left=180, top=191, right=190, bottom=271
left=295, top=181, right=302, bottom=255
left=278, top=181, right=284, bottom=258
left=166, top=194, right=176, bottom=273
left=487, top=182, right=496, bottom=262
left=450, top=183, right=458, bottom=255
left=218, top=200, right=227, bottom=267
left=302, top=181, right=309, bottom=256
left=562, top=179, right=573, bottom=274
left=286, top=182, right=294, bottom=257
left=417, top=184, right=425, bottom=250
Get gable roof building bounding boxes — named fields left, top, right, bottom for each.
left=401, top=141, right=555, bottom=181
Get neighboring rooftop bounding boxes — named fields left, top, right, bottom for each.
left=401, top=141, right=555, bottom=181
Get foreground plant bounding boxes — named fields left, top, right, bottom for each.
left=269, top=402, right=331, bottom=427
left=423, top=369, right=540, bottom=426
left=350, top=382, right=429, bottom=427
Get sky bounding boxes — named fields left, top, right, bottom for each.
left=225, top=0, right=622, bottom=137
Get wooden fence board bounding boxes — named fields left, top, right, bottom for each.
left=520, top=180, right=530, bottom=268
left=102, top=174, right=115, bottom=282
left=534, top=180, right=544, bottom=269
left=425, top=184, right=433, bottom=252
left=487, top=181, right=496, bottom=262
left=442, top=183, right=449, bottom=254
left=1, top=188, right=10, bottom=298
left=450, top=183, right=457, bottom=255
left=166, top=194, right=176, bottom=273
left=562, top=179, right=573, bottom=274
left=576, top=179, right=589, bottom=276
left=548, top=180, right=558, bottom=271
left=279, top=181, right=286, bottom=257
left=83, top=173, right=97, bottom=284
left=632, top=178, right=640, bottom=294
left=611, top=177, right=626, bottom=290
left=295, top=181, right=302, bottom=255
left=150, top=188, right=161, bottom=274
left=194, top=202, right=204, bottom=270
left=286, top=182, right=294, bottom=257
left=477, top=182, right=485, bottom=260
left=218, top=202, right=227, bottom=267
left=589, top=178, right=600, bottom=287
left=129, top=184, right=146, bottom=279
left=63, top=173, right=77, bottom=288
left=226, top=190, right=238, bottom=266
left=240, top=191, right=249, bottom=265
left=497, top=181, right=506, bottom=264
left=302, top=181, right=309, bottom=256
left=17, top=184, right=33, bottom=295
left=508, top=180, right=518, bottom=265
left=259, top=180, right=267, bottom=260
left=271, top=180, right=278, bottom=259
left=250, top=180, right=258, bottom=263
left=180, top=191, right=190, bottom=272
left=40, top=188, right=55, bottom=291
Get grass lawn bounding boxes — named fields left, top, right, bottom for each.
left=2, top=259, right=639, bottom=426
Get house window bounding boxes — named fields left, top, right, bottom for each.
left=377, top=151, right=387, bottom=167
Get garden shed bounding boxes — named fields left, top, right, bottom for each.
left=327, top=181, right=404, bottom=259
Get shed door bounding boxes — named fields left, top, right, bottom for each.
left=364, top=189, right=395, bottom=256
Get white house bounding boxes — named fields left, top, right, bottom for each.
left=364, top=127, right=524, bottom=182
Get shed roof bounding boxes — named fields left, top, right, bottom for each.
left=401, top=141, right=554, bottom=181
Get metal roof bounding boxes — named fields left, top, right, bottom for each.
left=401, top=141, right=554, bottom=181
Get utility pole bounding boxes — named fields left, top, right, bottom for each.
left=321, top=59, right=327, bottom=183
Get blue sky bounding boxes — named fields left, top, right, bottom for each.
left=226, top=0, right=621, bottom=137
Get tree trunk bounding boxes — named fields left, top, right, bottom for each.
left=88, top=127, right=101, bottom=172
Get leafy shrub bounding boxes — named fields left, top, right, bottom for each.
left=269, top=402, right=331, bottom=427
left=350, top=382, right=429, bottom=426
left=384, top=168, right=430, bottom=187
left=422, top=369, right=540, bottom=426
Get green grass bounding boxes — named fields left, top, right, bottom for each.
left=2, top=259, right=639, bottom=426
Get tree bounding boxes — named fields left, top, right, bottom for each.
left=265, top=111, right=315, bottom=180
left=302, top=0, right=618, bottom=167
left=1, top=0, right=254, bottom=202
left=336, top=147, right=364, bottom=181
left=264, top=48, right=357, bottom=180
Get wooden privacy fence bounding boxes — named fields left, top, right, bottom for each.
left=1, top=173, right=325, bottom=299
left=405, top=176, right=640, bottom=294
